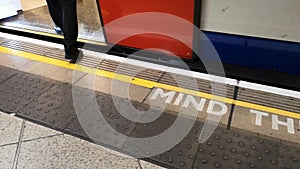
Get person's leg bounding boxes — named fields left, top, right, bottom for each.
left=60, top=0, right=78, bottom=58
left=46, top=0, right=63, bottom=29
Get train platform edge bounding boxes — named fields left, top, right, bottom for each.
left=0, top=32, right=299, bottom=169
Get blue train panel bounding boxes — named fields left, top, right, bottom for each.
left=204, top=31, right=300, bottom=76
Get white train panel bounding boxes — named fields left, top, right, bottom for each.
left=201, top=0, right=300, bottom=42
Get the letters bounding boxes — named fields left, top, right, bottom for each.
left=272, top=115, right=295, bottom=134
left=151, top=88, right=175, bottom=104
left=174, top=93, right=184, bottom=106
left=250, top=109, right=269, bottom=126
left=207, top=101, right=228, bottom=116
left=183, top=95, right=206, bottom=111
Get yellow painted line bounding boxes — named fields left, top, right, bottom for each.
left=0, top=46, right=78, bottom=70
left=0, top=46, right=300, bottom=120
left=0, top=25, right=107, bottom=46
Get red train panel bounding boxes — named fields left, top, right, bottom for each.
left=97, top=0, right=195, bottom=59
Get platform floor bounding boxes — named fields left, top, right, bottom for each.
left=0, top=32, right=299, bottom=169
left=0, top=2, right=299, bottom=168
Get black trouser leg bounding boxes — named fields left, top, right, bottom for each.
left=46, top=0, right=63, bottom=29
left=60, top=0, right=78, bottom=56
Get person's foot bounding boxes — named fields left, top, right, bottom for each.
left=69, top=50, right=83, bottom=64
left=65, top=55, right=73, bottom=59
left=54, top=25, right=63, bottom=35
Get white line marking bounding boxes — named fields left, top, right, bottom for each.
left=239, top=81, right=300, bottom=99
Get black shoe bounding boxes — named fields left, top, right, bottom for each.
left=54, top=25, right=63, bottom=35
left=69, top=50, right=83, bottom=64
left=65, top=50, right=82, bottom=59
left=65, top=55, right=73, bottom=59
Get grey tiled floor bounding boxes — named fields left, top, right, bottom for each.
left=0, top=112, right=164, bottom=169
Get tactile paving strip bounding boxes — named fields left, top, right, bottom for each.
left=0, top=65, right=17, bottom=83
left=146, top=121, right=203, bottom=169
left=192, top=127, right=295, bottom=169
left=66, top=92, right=137, bottom=139
left=66, top=94, right=203, bottom=169
left=130, top=112, right=177, bottom=138
left=64, top=116, right=90, bottom=140
left=0, top=73, right=54, bottom=113
left=278, top=142, right=300, bottom=169
left=104, top=102, right=202, bottom=169
left=64, top=87, right=98, bottom=139
left=17, top=83, right=76, bottom=129
left=97, top=93, right=138, bottom=136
